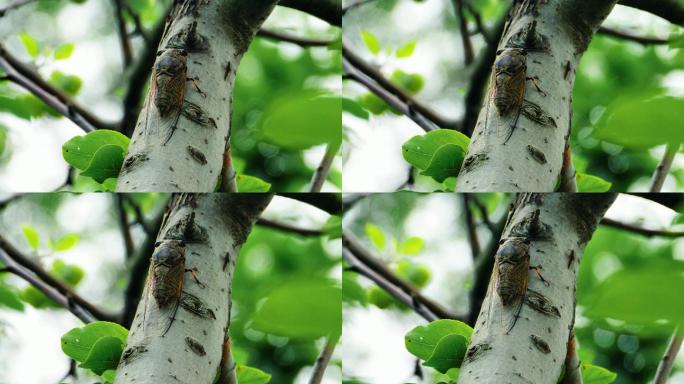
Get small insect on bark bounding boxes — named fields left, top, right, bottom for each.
left=484, top=48, right=545, bottom=145
left=145, top=49, right=187, bottom=146
left=143, top=239, right=204, bottom=336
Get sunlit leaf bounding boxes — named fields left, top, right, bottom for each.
left=21, top=225, right=40, bottom=250
left=19, top=32, right=40, bottom=58
left=582, top=364, right=617, bottom=384
left=405, top=319, right=473, bottom=361
left=54, top=43, right=75, bottom=60
left=364, top=223, right=386, bottom=251
left=236, top=174, right=271, bottom=192
left=396, top=41, right=417, bottom=58
left=237, top=365, right=271, bottom=384
left=423, top=334, right=468, bottom=373
left=576, top=173, right=612, bottom=192
left=361, top=31, right=381, bottom=54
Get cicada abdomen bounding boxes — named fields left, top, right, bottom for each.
left=483, top=48, right=528, bottom=144
left=143, top=239, right=186, bottom=335
left=492, top=236, right=530, bottom=333
left=144, top=49, right=187, bottom=146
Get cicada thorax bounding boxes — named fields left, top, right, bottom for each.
left=483, top=48, right=528, bottom=144
left=492, top=236, right=531, bottom=333
left=150, top=239, right=186, bottom=309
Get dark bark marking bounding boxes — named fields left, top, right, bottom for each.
left=187, top=146, right=208, bottom=165
left=185, top=337, right=206, bottom=356
left=182, top=102, right=217, bottom=128
left=530, top=334, right=551, bottom=353
left=462, top=153, right=489, bottom=173
left=465, top=343, right=492, bottom=363
left=521, top=100, right=557, bottom=128
left=121, top=152, right=150, bottom=175
left=524, top=289, right=560, bottom=318
left=121, top=344, right=148, bottom=365
left=527, top=145, right=547, bottom=164
left=180, top=292, right=216, bottom=319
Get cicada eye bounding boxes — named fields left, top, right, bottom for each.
left=179, top=49, right=188, bottom=56
left=179, top=240, right=186, bottom=247
left=156, top=50, right=164, bottom=57
left=523, top=238, right=531, bottom=244
left=521, top=50, right=528, bottom=56
left=154, top=241, right=162, bottom=247
left=496, top=49, right=503, bottom=55
left=498, top=238, right=506, bottom=245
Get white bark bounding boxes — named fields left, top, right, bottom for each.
left=116, top=0, right=278, bottom=192
left=456, top=0, right=617, bottom=192
left=114, top=193, right=272, bottom=384
left=458, top=193, right=616, bottom=384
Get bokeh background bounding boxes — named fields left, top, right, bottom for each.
left=342, top=193, right=684, bottom=383
left=342, top=0, right=684, bottom=192
left=0, top=0, right=341, bottom=192
left=0, top=193, right=341, bottom=384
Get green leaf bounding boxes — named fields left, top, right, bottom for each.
left=62, top=130, right=130, bottom=171
left=0, top=124, right=7, bottom=157
left=423, top=334, right=468, bottom=373
left=236, top=174, right=271, bottom=192
left=61, top=322, right=128, bottom=363
left=582, top=364, right=617, bottom=384
left=52, top=260, right=85, bottom=286
left=0, top=94, right=52, bottom=120
left=668, top=32, right=684, bottom=49
left=402, top=130, right=470, bottom=180
left=19, top=32, right=40, bottom=58
left=52, top=233, right=80, bottom=251
left=419, top=144, right=466, bottom=183
left=21, top=225, right=40, bottom=250
left=594, top=95, right=684, bottom=149
left=342, top=97, right=369, bottom=120
left=80, top=145, right=125, bottom=184
left=54, top=43, right=75, bottom=60
left=49, top=71, right=83, bottom=96
left=585, top=261, right=684, bottom=328
left=361, top=31, right=381, bottom=54
left=576, top=173, right=612, bottom=192
left=399, top=237, right=424, bottom=255
left=357, top=93, right=390, bottom=115
left=672, top=213, right=684, bottom=226
left=342, top=271, right=367, bottom=306
left=390, top=70, right=424, bottom=95
left=78, top=336, right=124, bottom=375
left=395, top=260, right=431, bottom=288
left=21, top=286, right=60, bottom=308
left=396, top=41, right=417, bottom=58
left=0, top=284, right=25, bottom=311
left=261, top=92, right=341, bottom=151
left=364, top=223, right=386, bottom=251
left=251, top=278, right=341, bottom=340
left=236, top=365, right=271, bottom=384
left=323, top=215, right=341, bottom=239
left=404, top=319, right=473, bottom=361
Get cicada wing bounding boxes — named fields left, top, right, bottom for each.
left=500, top=261, right=529, bottom=334
left=491, top=69, right=527, bottom=144
left=157, top=70, right=186, bottom=146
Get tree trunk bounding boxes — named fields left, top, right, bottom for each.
left=456, top=0, right=617, bottom=191
left=458, top=193, right=617, bottom=384
left=116, top=0, right=278, bottom=192
left=114, top=193, right=272, bottom=384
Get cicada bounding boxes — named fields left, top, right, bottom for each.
left=142, top=239, right=204, bottom=335
left=484, top=48, right=527, bottom=145
left=144, top=48, right=187, bottom=146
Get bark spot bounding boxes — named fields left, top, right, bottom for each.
left=121, top=152, right=150, bottom=175
left=121, top=344, right=148, bottom=365
left=465, top=343, right=492, bottom=363
left=521, top=100, right=556, bottom=128
left=180, top=292, right=216, bottom=319
left=525, top=289, right=561, bottom=317
left=526, top=145, right=547, bottom=164
left=182, top=102, right=217, bottom=128
left=187, top=146, right=208, bottom=165
left=462, top=153, right=489, bottom=173
left=530, top=334, right=551, bottom=354
left=506, top=21, right=549, bottom=52
left=185, top=337, right=206, bottom=356
left=510, top=208, right=551, bottom=240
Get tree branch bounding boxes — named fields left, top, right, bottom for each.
left=112, top=0, right=133, bottom=67
left=343, top=41, right=462, bottom=130
left=0, top=233, right=118, bottom=322
left=257, top=28, right=334, bottom=47
left=308, top=337, right=337, bottom=384
left=453, top=0, right=475, bottom=65
left=0, top=246, right=95, bottom=324
left=279, top=0, right=342, bottom=26
left=654, top=328, right=683, bottom=384
left=219, top=141, right=238, bottom=192
left=309, top=143, right=336, bottom=192
left=278, top=193, right=342, bottom=215
left=0, top=0, right=34, bottom=17
left=559, top=144, right=579, bottom=192
left=256, top=218, right=323, bottom=236
left=649, top=142, right=680, bottom=192
left=560, top=330, right=583, bottom=384
left=598, top=26, right=670, bottom=44
left=600, top=217, right=684, bottom=237
left=116, top=195, right=135, bottom=260
left=463, top=195, right=481, bottom=258
left=343, top=230, right=460, bottom=320
left=620, top=0, right=684, bottom=26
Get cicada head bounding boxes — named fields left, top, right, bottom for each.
left=494, top=48, right=527, bottom=76
left=154, top=49, right=188, bottom=77
left=496, top=236, right=530, bottom=266
left=152, top=239, right=186, bottom=267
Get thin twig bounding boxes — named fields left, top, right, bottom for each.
left=309, top=143, right=336, bottom=192
left=343, top=231, right=460, bottom=320
left=598, top=26, right=670, bottom=45
left=560, top=330, right=583, bottom=384
left=649, top=142, right=680, bottom=192
left=120, top=195, right=152, bottom=235
left=219, top=141, right=238, bottom=192
left=654, top=328, right=683, bottom=384
left=463, top=195, right=480, bottom=258
left=123, top=3, right=149, bottom=43
left=0, top=0, right=34, bottom=17
left=342, top=41, right=462, bottom=130
left=257, top=28, right=334, bottom=47
left=344, top=59, right=438, bottom=132
left=277, top=193, right=342, bottom=215
left=116, top=195, right=135, bottom=260
left=218, top=335, right=238, bottom=384
left=600, top=217, right=684, bottom=238
left=453, top=0, right=474, bottom=65
left=0, top=247, right=95, bottom=323
left=0, top=45, right=116, bottom=132
left=113, top=0, right=133, bottom=66
left=308, top=337, right=337, bottom=384
left=257, top=218, right=323, bottom=237
left=0, top=233, right=117, bottom=322
left=559, top=144, right=578, bottom=192
left=470, top=195, right=494, bottom=233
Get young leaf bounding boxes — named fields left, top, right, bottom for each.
left=395, top=260, right=431, bottom=288
left=364, top=223, right=386, bottom=251
left=361, top=31, right=381, bottom=54
left=342, top=271, right=367, bottom=306
left=21, top=225, right=40, bottom=250
left=419, top=143, right=466, bottom=183
left=236, top=174, right=271, bottom=192
left=80, top=145, right=126, bottom=184
left=323, top=215, right=342, bottom=239
left=399, top=237, right=424, bottom=255
left=78, top=336, right=124, bottom=375
left=582, top=364, right=617, bottom=384
left=404, top=319, right=473, bottom=361
left=61, top=322, right=128, bottom=363
left=0, top=124, right=7, bottom=157
left=423, top=334, right=468, bottom=373
left=236, top=365, right=271, bottom=384
left=396, top=41, right=417, bottom=58
left=49, top=71, right=82, bottom=96
left=0, top=284, right=25, bottom=311
left=54, top=43, right=75, bottom=60
left=19, top=32, right=40, bottom=58
left=52, top=260, right=85, bottom=286
left=343, top=97, right=370, bottom=120
left=576, top=173, right=611, bottom=192
left=402, top=130, right=470, bottom=183
left=62, top=130, right=130, bottom=171
left=52, top=233, right=80, bottom=251
left=390, top=70, right=424, bottom=95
